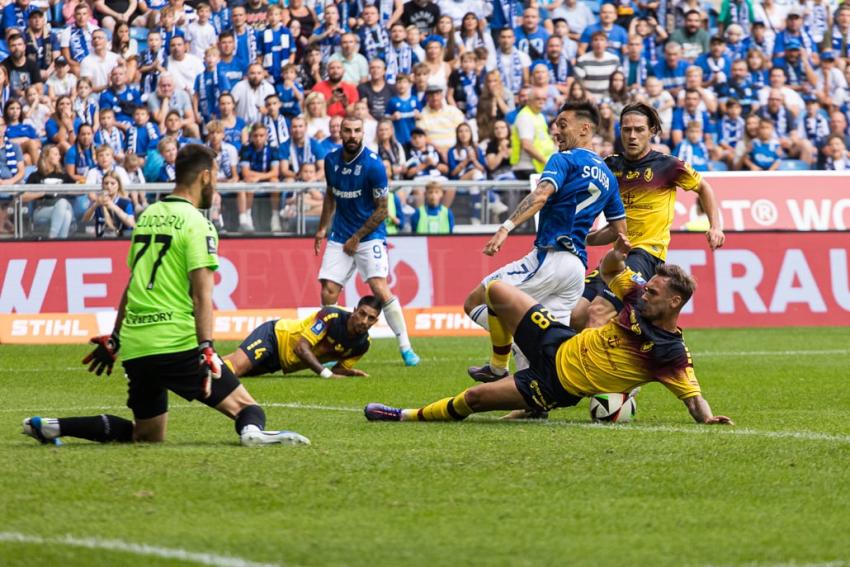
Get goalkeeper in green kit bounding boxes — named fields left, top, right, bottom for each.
left=22, top=144, right=310, bottom=447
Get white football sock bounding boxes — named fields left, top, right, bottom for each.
left=240, top=424, right=261, bottom=435
left=469, top=304, right=490, bottom=330
left=383, top=297, right=411, bottom=350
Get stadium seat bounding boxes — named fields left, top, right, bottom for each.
left=777, top=160, right=810, bottom=171
left=709, top=161, right=728, bottom=171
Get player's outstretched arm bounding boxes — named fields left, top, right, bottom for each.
left=314, top=190, right=336, bottom=255
left=599, top=233, right=632, bottom=285
left=586, top=218, right=627, bottom=246
left=483, top=180, right=556, bottom=256
left=683, top=395, right=734, bottom=425
left=696, top=178, right=725, bottom=250
left=294, top=338, right=348, bottom=379
left=331, top=364, right=368, bottom=377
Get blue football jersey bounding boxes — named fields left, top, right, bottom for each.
left=536, top=148, right=625, bottom=265
left=325, top=146, right=389, bottom=244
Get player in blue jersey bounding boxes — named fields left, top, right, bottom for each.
left=314, top=116, right=420, bottom=367
left=463, top=101, right=627, bottom=382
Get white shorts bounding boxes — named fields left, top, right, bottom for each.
left=318, top=239, right=389, bottom=285
left=482, top=248, right=585, bottom=324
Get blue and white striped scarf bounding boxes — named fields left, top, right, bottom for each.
left=289, top=138, right=314, bottom=173
left=460, top=71, right=479, bottom=119
left=386, top=43, right=414, bottom=84
left=497, top=49, right=523, bottom=93
left=4, top=136, right=17, bottom=176
left=719, top=116, right=744, bottom=147
left=216, top=146, right=233, bottom=179
left=263, top=114, right=290, bottom=148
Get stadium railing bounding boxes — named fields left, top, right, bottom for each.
left=0, top=180, right=532, bottom=240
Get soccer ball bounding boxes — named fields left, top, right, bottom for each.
left=589, top=393, right=636, bottom=423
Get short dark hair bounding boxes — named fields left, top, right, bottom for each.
left=218, top=29, right=235, bottom=41
left=620, top=102, right=662, bottom=135
left=357, top=295, right=383, bottom=312
left=559, top=101, right=600, bottom=131
left=175, top=144, right=216, bottom=187
left=656, top=264, right=696, bottom=305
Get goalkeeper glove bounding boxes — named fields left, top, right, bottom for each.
left=82, top=333, right=120, bottom=376
left=198, top=340, right=222, bottom=399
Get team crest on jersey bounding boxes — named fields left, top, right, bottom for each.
left=626, top=170, right=640, bottom=181
left=311, top=319, right=326, bottom=335
left=644, top=167, right=654, bottom=182
left=641, top=341, right=655, bottom=352
left=354, top=165, right=362, bottom=176
left=207, top=236, right=216, bottom=254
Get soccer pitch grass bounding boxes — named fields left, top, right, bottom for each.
left=1, top=328, right=849, bottom=567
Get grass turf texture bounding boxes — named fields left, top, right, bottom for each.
left=1, top=328, right=849, bottom=567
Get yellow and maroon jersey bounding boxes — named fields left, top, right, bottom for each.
left=275, top=307, right=370, bottom=373
left=605, top=151, right=702, bottom=261
left=555, top=268, right=701, bottom=400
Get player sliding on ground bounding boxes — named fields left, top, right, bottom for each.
left=22, top=145, right=310, bottom=447
left=314, top=116, right=420, bottom=367
left=571, top=102, right=725, bottom=330
left=223, top=296, right=381, bottom=379
left=463, top=101, right=627, bottom=381
left=365, top=234, right=733, bottom=425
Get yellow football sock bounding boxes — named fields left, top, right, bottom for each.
left=485, top=281, right=512, bottom=372
left=404, top=391, right=473, bottom=421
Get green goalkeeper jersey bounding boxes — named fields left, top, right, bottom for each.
left=120, top=196, right=219, bottom=361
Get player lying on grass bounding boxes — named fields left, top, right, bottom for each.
left=22, top=145, right=310, bottom=447
left=223, top=296, right=382, bottom=379
left=365, top=235, right=733, bottom=425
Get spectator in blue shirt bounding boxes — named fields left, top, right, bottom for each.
left=579, top=3, right=628, bottom=57
left=696, top=36, right=733, bottom=90
left=515, top=6, right=550, bottom=61
left=387, top=73, right=420, bottom=146
left=654, top=42, right=689, bottom=99
left=671, top=88, right=715, bottom=148
left=744, top=118, right=782, bottom=171
left=673, top=121, right=710, bottom=171
left=773, top=8, right=818, bottom=64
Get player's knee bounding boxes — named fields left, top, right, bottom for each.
left=463, top=287, right=484, bottom=315
left=463, top=386, right=488, bottom=412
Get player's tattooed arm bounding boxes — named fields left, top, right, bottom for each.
left=483, top=180, right=555, bottom=256
left=344, top=195, right=388, bottom=255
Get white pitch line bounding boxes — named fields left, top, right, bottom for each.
left=0, top=531, right=282, bottom=567
left=4, top=401, right=850, bottom=445
left=3, top=348, right=849, bottom=374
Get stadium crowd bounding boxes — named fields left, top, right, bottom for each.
left=1, top=0, right=849, bottom=237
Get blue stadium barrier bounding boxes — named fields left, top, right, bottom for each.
left=777, top=160, right=810, bottom=171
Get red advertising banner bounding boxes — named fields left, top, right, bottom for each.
left=682, top=172, right=850, bottom=231
left=1, top=233, right=849, bottom=330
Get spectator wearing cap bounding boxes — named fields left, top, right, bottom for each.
left=80, top=29, right=122, bottom=94
left=775, top=39, right=817, bottom=93
left=2, top=0, right=36, bottom=39
left=312, top=59, right=360, bottom=117
left=814, top=51, right=847, bottom=106
left=24, top=9, right=51, bottom=80
left=329, top=33, right=369, bottom=85
left=403, top=126, right=447, bottom=182
left=653, top=42, right=690, bottom=99
left=670, top=10, right=710, bottom=62
left=509, top=87, right=554, bottom=179
left=578, top=4, right=628, bottom=57
left=46, top=56, right=76, bottom=100
left=416, top=84, right=464, bottom=158
left=831, top=5, right=850, bottom=60
left=401, top=0, right=440, bottom=36
left=552, top=0, right=594, bottom=43
left=515, top=7, right=549, bottom=61
left=575, top=31, right=622, bottom=99
left=495, top=27, right=531, bottom=95
left=774, top=7, right=818, bottom=65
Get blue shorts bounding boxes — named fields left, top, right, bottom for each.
left=582, top=248, right=663, bottom=311
left=238, top=320, right=282, bottom=376
left=512, top=304, right=583, bottom=412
